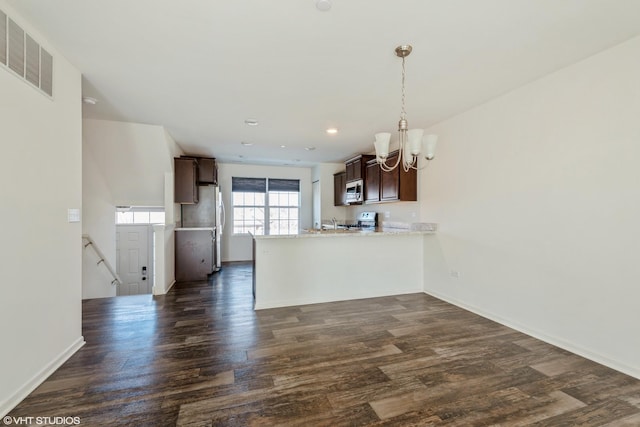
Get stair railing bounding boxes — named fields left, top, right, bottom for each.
left=82, top=234, right=122, bottom=286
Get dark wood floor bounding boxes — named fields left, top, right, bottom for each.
left=9, top=263, right=640, bottom=426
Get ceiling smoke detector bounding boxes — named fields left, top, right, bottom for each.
left=82, top=96, right=98, bottom=105
left=316, top=0, right=331, bottom=12
left=244, top=118, right=259, bottom=126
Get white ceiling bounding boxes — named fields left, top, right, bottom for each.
left=8, top=0, right=640, bottom=166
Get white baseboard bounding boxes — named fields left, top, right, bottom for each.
left=153, top=280, right=176, bottom=296
left=423, top=289, right=640, bottom=380
left=166, top=280, right=176, bottom=293
left=255, top=288, right=422, bottom=310
left=0, top=337, right=85, bottom=417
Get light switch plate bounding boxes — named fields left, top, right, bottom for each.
left=68, top=208, right=81, bottom=223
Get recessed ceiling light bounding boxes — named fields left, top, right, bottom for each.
left=244, top=118, right=259, bottom=126
left=305, top=147, right=316, bottom=151
left=82, top=96, right=98, bottom=105
left=326, top=128, right=338, bottom=134
left=316, top=0, right=332, bottom=12
left=280, top=145, right=286, bottom=148
left=241, top=141, right=253, bottom=146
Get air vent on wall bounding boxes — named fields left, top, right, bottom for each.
left=8, top=18, right=23, bottom=77
left=25, top=33, right=39, bottom=86
left=0, top=10, right=6, bottom=65
left=40, top=48, right=52, bottom=96
left=1, top=9, right=53, bottom=98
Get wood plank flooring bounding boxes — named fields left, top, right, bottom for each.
left=8, top=262, right=640, bottom=426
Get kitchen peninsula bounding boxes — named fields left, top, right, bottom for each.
left=252, top=226, right=436, bottom=309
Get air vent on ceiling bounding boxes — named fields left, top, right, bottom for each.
left=1, top=9, right=53, bottom=98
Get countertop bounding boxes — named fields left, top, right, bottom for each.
left=253, top=227, right=436, bottom=240
left=175, top=227, right=215, bottom=231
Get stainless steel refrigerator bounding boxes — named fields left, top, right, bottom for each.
left=178, top=185, right=224, bottom=274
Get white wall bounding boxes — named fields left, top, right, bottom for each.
left=0, top=2, right=84, bottom=415
left=217, top=163, right=312, bottom=262
left=152, top=223, right=176, bottom=295
left=82, top=119, right=182, bottom=298
left=163, top=130, right=182, bottom=226
left=83, top=119, right=179, bottom=206
left=312, top=163, right=348, bottom=225
left=82, top=127, right=117, bottom=298
left=421, top=36, right=640, bottom=378
left=159, top=172, right=177, bottom=294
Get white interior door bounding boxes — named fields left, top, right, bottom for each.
left=116, top=225, right=151, bottom=296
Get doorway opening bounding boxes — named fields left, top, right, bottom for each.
left=115, top=206, right=165, bottom=296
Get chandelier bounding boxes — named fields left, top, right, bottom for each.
left=374, top=45, right=438, bottom=172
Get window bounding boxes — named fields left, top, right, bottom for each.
left=268, top=179, right=300, bottom=235
left=233, top=191, right=266, bottom=235
left=115, top=207, right=165, bottom=225
left=232, top=177, right=267, bottom=235
left=232, top=177, right=300, bottom=235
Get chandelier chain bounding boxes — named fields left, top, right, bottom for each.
left=401, top=56, right=406, bottom=120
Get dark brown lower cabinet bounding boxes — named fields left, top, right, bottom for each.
left=175, top=229, right=214, bottom=282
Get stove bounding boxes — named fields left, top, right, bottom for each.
left=356, top=211, right=378, bottom=230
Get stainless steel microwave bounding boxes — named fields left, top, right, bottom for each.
left=345, top=179, right=363, bottom=204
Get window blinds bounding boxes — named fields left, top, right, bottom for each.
left=232, top=177, right=300, bottom=193
left=232, top=177, right=267, bottom=193
left=268, top=179, right=300, bottom=192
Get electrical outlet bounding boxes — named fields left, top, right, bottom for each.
left=450, top=270, right=460, bottom=279
left=384, top=211, right=390, bottom=219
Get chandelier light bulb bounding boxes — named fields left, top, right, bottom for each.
left=374, top=133, right=391, bottom=160
left=423, top=134, right=438, bottom=160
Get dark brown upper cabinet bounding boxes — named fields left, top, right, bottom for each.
left=180, top=156, right=218, bottom=185
left=345, top=154, right=374, bottom=182
left=195, top=157, right=217, bottom=185
left=364, top=151, right=417, bottom=203
left=174, top=157, right=199, bottom=204
left=333, top=171, right=347, bottom=206
left=365, top=159, right=380, bottom=203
